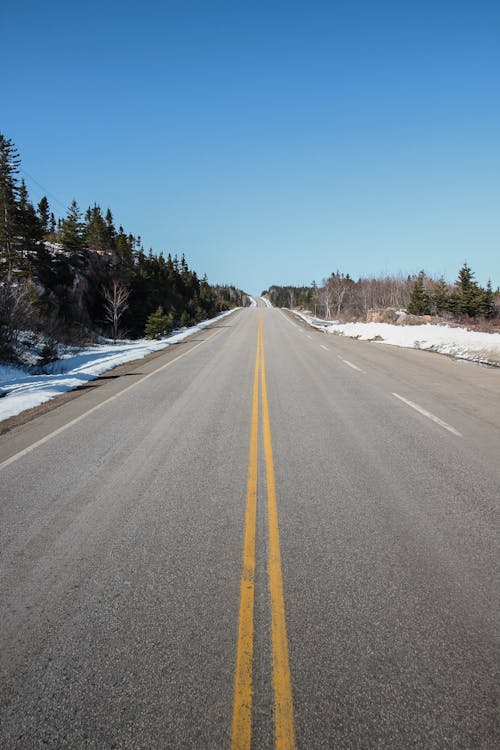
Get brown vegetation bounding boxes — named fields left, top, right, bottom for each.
left=264, top=266, right=499, bottom=332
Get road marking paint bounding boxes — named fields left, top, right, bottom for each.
left=0, top=329, right=221, bottom=472
left=307, top=334, right=312, bottom=339
left=259, top=326, right=296, bottom=750
left=231, top=322, right=261, bottom=750
left=392, top=393, right=462, bottom=436
left=320, top=344, right=329, bottom=351
left=278, top=309, right=302, bottom=332
left=232, top=317, right=296, bottom=748
left=341, top=359, right=364, bottom=373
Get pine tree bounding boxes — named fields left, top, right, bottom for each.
left=105, top=208, right=116, bottom=249
left=37, top=196, right=51, bottom=235
left=481, top=280, right=496, bottom=319
left=0, top=133, right=21, bottom=278
left=145, top=305, right=174, bottom=339
left=456, top=262, right=483, bottom=317
left=60, top=199, right=84, bottom=254
left=407, top=274, right=431, bottom=315
left=17, top=180, right=43, bottom=270
left=84, top=204, right=110, bottom=254
left=180, top=309, right=191, bottom=327
left=114, top=225, right=135, bottom=267
left=432, top=277, right=450, bottom=315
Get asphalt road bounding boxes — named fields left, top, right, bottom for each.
left=0, top=305, right=498, bottom=749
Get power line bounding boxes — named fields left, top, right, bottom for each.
left=19, top=167, right=70, bottom=214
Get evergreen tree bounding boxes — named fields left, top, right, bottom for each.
left=180, top=309, right=191, bottom=327
left=407, top=274, right=431, bottom=315
left=105, top=208, right=116, bottom=248
left=145, top=305, right=174, bottom=339
left=59, top=199, right=84, bottom=254
left=481, top=280, right=496, bottom=319
left=114, top=225, right=135, bottom=267
left=432, top=277, right=450, bottom=315
left=84, top=204, right=110, bottom=254
left=0, top=133, right=21, bottom=277
left=455, top=262, right=483, bottom=317
left=37, top=196, right=51, bottom=235
left=17, top=179, right=43, bottom=269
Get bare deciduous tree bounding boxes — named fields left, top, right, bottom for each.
left=102, top=280, right=129, bottom=340
left=0, top=279, right=35, bottom=359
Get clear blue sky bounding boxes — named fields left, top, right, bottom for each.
left=3, top=0, right=499, bottom=293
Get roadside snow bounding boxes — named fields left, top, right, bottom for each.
left=0, top=309, right=238, bottom=421
left=293, top=311, right=500, bottom=367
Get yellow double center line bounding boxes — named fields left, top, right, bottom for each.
left=231, top=317, right=296, bottom=750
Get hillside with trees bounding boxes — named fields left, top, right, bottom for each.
left=0, top=134, right=247, bottom=364
left=264, top=266, right=498, bottom=326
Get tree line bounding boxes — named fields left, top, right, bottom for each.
left=0, top=134, right=246, bottom=362
left=264, top=265, right=498, bottom=322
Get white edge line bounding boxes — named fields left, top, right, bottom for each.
left=0, top=329, right=221, bottom=471
left=342, top=359, right=364, bottom=373
left=278, top=308, right=302, bottom=331
left=392, top=392, right=462, bottom=437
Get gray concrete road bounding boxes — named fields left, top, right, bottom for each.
left=0, top=307, right=498, bottom=748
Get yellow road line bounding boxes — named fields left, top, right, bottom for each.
left=231, top=320, right=261, bottom=750
left=232, top=317, right=296, bottom=749
left=260, top=326, right=296, bottom=750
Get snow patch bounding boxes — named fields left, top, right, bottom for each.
left=0, top=309, right=238, bottom=421
left=293, top=311, right=500, bottom=367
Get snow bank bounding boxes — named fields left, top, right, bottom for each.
left=0, top=309, right=238, bottom=421
left=293, top=311, right=500, bottom=367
